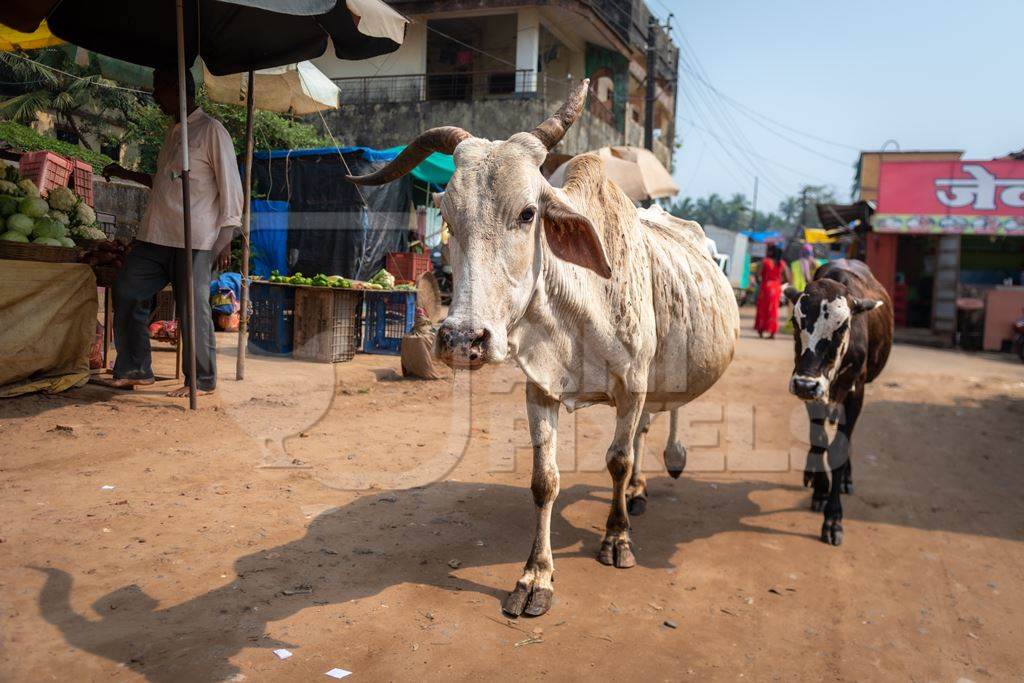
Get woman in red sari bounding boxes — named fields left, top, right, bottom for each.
left=754, top=243, right=790, bottom=339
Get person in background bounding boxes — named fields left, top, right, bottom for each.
left=102, top=66, right=242, bottom=396
left=754, top=242, right=790, bottom=339
left=794, top=243, right=818, bottom=292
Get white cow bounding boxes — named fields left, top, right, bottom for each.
left=349, top=81, right=739, bottom=617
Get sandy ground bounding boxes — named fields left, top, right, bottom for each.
left=2, top=308, right=1023, bottom=682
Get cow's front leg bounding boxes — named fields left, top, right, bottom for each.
left=804, top=402, right=829, bottom=511
left=663, top=407, right=688, bottom=479
left=503, top=382, right=560, bottom=617
left=626, top=412, right=651, bottom=516
left=599, top=392, right=644, bottom=568
left=822, top=387, right=864, bottom=545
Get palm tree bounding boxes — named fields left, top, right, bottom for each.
left=0, top=48, right=141, bottom=154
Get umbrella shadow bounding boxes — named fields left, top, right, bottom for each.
left=32, top=477, right=793, bottom=682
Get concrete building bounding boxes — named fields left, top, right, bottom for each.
left=312, top=0, right=678, bottom=170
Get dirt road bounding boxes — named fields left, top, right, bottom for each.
left=2, top=310, right=1022, bottom=681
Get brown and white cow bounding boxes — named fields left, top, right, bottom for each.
left=785, top=259, right=893, bottom=546
left=348, top=81, right=739, bottom=616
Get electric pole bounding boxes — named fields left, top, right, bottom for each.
left=750, top=176, right=758, bottom=230
left=643, top=14, right=657, bottom=156
left=795, top=186, right=809, bottom=240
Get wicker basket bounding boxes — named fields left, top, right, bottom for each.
left=0, top=240, right=80, bottom=263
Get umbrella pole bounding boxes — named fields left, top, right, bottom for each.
left=176, top=0, right=198, bottom=410
left=236, top=69, right=255, bottom=380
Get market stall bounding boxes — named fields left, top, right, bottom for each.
left=870, top=157, right=1024, bottom=347
left=2, top=0, right=408, bottom=406
left=0, top=153, right=121, bottom=394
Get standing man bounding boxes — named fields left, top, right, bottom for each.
left=103, top=66, right=242, bottom=396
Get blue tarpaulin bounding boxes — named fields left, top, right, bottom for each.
left=250, top=199, right=289, bottom=277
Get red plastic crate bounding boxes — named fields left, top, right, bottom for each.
left=19, top=151, right=73, bottom=196
left=386, top=251, right=433, bottom=282
left=72, top=159, right=94, bottom=207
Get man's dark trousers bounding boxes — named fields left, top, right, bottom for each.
left=112, top=241, right=216, bottom=390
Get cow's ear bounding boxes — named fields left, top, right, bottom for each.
left=851, top=297, right=884, bottom=314
left=783, top=285, right=801, bottom=304
left=541, top=195, right=612, bottom=278
left=431, top=191, right=444, bottom=208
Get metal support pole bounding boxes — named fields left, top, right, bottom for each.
left=236, top=69, right=255, bottom=380
left=176, top=0, right=198, bottom=410
left=642, top=14, right=658, bottom=208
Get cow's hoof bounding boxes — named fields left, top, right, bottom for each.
left=820, top=520, right=843, bottom=546
left=664, top=444, right=687, bottom=479
left=502, top=582, right=554, bottom=618
left=627, top=495, right=647, bottom=516
left=598, top=538, right=636, bottom=568
left=841, top=479, right=854, bottom=495
left=810, top=496, right=827, bottom=512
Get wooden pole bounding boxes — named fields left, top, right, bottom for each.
left=236, top=68, right=255, bottom=380
left=176, top=0, right=198, bottom=410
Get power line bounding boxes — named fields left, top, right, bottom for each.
left=1, top=51, right=148, bottom=94
left=672, top=30, right=856, bottom=166
left=681, top=117, right=831, bottom=183
left=679, top=69, right=789, bottom=199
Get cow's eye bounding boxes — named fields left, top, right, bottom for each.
left=518, top=207, right=536, bottom=224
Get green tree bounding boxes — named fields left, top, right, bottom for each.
left=0, top=47, right=143, bottom=153
left=126, top=89, right=330, bottom=174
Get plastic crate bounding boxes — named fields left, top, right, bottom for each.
left=248, top=282, right=295, bottom=355
left=293, top=288, right=363, bottom=363
left=72, top=160, right=95, bottom=207
left=363, top=291, right=416, bottom=355
left=19, top=151, right=73, bottom=195
left=386, top=252, right=433, bottom=283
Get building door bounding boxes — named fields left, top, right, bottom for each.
left=931, top=235, right=960, bottom=339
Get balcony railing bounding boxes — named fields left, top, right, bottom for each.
left=335, top=70, right=616, bottom=122
left=334, top=70, right=539, bottom=105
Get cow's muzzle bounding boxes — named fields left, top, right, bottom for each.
left=790, top=375, right=826, bottom=401
left=436, top=321, right=491, bottom=369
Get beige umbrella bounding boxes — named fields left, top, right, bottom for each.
left=202, top=60, right=339, bottom=115
left=549, top=146, right=679, bottom=202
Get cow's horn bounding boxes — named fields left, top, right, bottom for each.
left=346, top=126, right=473, bottom=185
left=530, top=79, right=590, bottom=150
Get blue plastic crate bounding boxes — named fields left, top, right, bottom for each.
left=362, top=291, right=416, bottom=355
left=248, top=282, right=295, bottom=355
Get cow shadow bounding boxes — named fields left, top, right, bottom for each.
left=32, top=477, right=794, bottom=682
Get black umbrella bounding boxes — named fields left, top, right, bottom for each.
left=1, top=0, right=406, bottom=408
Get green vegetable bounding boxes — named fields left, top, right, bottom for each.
left=17, top=179, right=40, bottom=198
left=33, top=217, right=66, bottom=239
left=58, top=236, right=76, bottom=248
left=46, top=186, right=76, bottom=212
left=19, top=196, right=49, bottom=218
left=0, top=180, right=20, bottom=196
left=70, top=224, right=106, bottom=240
left=6, top=213, right=33, bottom=235
left=368, top=268, right=396, bottom=288
left=0, top=229, right=29, bottom=243
left=0, top=195, right=18, bottom=217
left=74, top=202, right=96, bottom=227
left=33, top=236, right=62, bottom=246
left=47, top=209, right=70, bottom=225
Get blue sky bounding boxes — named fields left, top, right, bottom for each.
left=660, top=0, right=1022, bottom=210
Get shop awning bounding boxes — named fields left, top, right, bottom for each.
left=0, top=21, right=62, bottom=51
left=816, top=201, right=874, bottom=229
